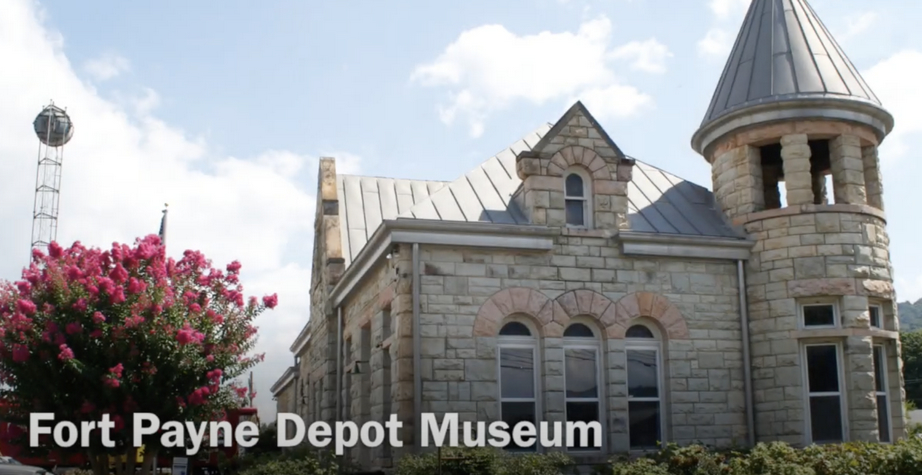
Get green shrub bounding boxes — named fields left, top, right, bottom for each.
left=236, top=456, right=339, bottom=475
left=394, top=447, right=574, bottom=475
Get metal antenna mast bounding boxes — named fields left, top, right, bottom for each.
left=31, top=101, right=74, bottom=253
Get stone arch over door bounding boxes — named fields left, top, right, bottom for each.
left=474, top=287, right=557, bottom=337
left=611, top=291, right=689, bottom=340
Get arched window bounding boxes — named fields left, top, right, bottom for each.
left=497, top=320, right=539, bottom=452
left=565, top=168, right=591, bottom=227
left=625, top=323, right=664, bottom=450
left=562, top=322, right=603, bottom=451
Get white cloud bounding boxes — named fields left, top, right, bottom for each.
left=863, top=50, right=922, bottom=160
left=609, top=38, right=672, bottom=74
left=707, top=0, right=750, bottom=20
left=0, top=0, right=354, bottom=421
left=411, top=16, right=662, bottom=137
left=697, top=28, right=733, bottom=59
left=83, top=52, right=130, bottom=81
left=841, top=11, right=878, bottom=40
left=568, top=84, right=652, bottom=121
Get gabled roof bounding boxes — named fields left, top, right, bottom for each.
left=702, top=0, right=880, bottom=125
left=399, top=123, right=552, bottom=224
left=337, top=175, right=448, bottom=266
left=335, top=121, right=744, bottom=269
left=693, top=0, right=893, bottom=154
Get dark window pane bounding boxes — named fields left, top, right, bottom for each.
left=626, top=325, right=654, bottom=339
left=564, top=323, right=594, bottom=338
left=501, top=402, right=536, bottom=451
left=627, top=349, right=659, bottom=398
left=873, top=346, right=886, bottom=392
left=629, top=401, right=660, bottom=449
left=869, top=306, right=882, bottom=328
left=500, top=348, right=534, bottom=398
left=806, top=345, right=839, bottom=393
left=877, top=394, right=890, bottom=442
left=565, top=348, right=598, bottom=398
left=499, top=322, right=531, bottom=336
left=803, top=304, right=835, bottom=326
left=809, top=395, right=843, bottom=443
left=565, top=402, right=600, bottom=450
left=566, top=200, right=584, bottom=226
left=566, top=174, right=584, bottom=197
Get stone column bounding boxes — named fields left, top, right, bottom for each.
left=845, top=336, right=878, bottom=442
left=780, top=134, right=814, bottom=206
left=863, top=146, right=884, bottom=210
left=736, top=145, right=765, bottom=214
left=830, top=135, right=867, bottom=205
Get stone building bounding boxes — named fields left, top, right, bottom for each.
left=272, top=0, right=907, bottom=469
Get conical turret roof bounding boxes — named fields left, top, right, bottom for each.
left=691, top=0, right=893, bottom=156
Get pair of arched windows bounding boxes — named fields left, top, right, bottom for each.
left=496, top=319, right=664, bottom=451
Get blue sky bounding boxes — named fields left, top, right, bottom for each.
left=1, top=0, right=921, bottom=419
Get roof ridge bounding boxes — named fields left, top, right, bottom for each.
left=399, top=123, right=552, bottom=220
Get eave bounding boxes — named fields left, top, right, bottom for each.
left=270, top=366, right=296, bottom=396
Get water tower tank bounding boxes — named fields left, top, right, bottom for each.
left=33, top=104, right=74, bottom=147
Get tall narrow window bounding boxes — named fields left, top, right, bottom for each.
left=563, top=323, right=602, bottom=451
left=869, top=304, right=883, bottom=329
left=498, top=321, right=538, bottom=452
left=344, top=337, right=352, bottom=421
left=804, top=344, right=845, bottom=443
left=873, top=345, right=891, bottom=442
left=625, top=324, right=662, bottom=450
left=360, top=326, right=371, bottom=424
left=565, top=171, right=589, bottom=227
left=382, top=350, right=392, bottom=459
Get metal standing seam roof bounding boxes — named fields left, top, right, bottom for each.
left=701, top=0, right=883, bottom=128
left=335, top=126, right=744, bottom=267
left=336, top=175, right=449, bottom=266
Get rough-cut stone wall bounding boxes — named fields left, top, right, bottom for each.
left=739, top=207, right=903, bottom=444
left=712, top=145, right=764, bottom=218
left=830, top=135, right=868, bottom=205
left=336, top=248, right=413, bottom=470
left=415, top=237, right=745, bottom=462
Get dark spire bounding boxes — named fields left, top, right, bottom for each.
left=692, top=0, right=893, bottom=155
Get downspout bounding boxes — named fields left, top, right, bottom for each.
left=336, top=306, right=343, bottom=422
left=412, top=243, right=422, bottom=453
left=737, top=259, right=756, bottom=447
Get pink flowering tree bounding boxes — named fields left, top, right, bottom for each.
left=0, top=235, right=275, bottom=475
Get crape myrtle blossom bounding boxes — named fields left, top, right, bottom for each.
left=0, top=235, right=274, bottom=475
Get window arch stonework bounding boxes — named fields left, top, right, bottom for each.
left=547, top=146, right=612, bottom=181
left=475, top=288, right=690, bottom=340
left=611, top=292, right=689, bottom=340
left=474, top=287, right=554, bottom=337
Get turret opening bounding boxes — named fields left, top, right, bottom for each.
left=759, top=143, right=783, bottom=210
left=809, top=139, right=833, bottom=205
left=759, top=139, right=834, bottom=209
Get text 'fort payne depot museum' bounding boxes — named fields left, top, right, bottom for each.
left=271, top=0, right=907, bottom=469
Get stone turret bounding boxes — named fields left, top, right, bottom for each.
left=691, top=0, right=906, bottom=445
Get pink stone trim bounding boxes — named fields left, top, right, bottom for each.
left=612, top=292, right=690, bottom=340
left=474, top=288, right=690, bottom=340
left=474, top=287, right=552, bottom=337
